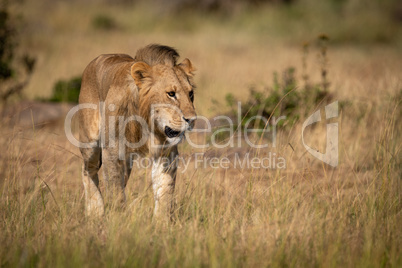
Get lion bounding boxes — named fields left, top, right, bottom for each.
left=78, top=44, right=196, bottom=218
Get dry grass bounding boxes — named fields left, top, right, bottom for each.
left=1, top=0, right=401, bottom=267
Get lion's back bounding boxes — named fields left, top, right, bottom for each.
left=79, top=54, right=135, bottom=104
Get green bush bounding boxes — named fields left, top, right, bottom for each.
left=92, top=14, right=117, bottom=30
left=0, top=8, right=14, bottom=81
left=228, top=67, right=332, bottom=130
left=222, top=36, right=333, bottom=139
left=49, top=76, right=81, bottom=103
left=0, top=5, right=36, bottom=102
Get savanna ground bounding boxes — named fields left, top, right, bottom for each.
left=0, top=0, right=401, bottom=267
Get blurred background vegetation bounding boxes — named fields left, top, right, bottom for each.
left=1, top=0, right=401, bottom=111
left=0, top=1, right=401, bottom=267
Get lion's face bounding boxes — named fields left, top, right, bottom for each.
left=131, top=59, right=196, bottom=144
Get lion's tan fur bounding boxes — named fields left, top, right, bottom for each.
left=78, top=44, right=196, bottom=217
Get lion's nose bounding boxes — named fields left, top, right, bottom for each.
left=183, top=116, right=196, bottom=125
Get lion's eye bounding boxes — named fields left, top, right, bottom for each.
left=189, top=90, right=194, bottom=102
left=167, top=91, right=176, bottom=98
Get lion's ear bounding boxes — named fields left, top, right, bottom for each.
left=178, top=58, right=195, bottom=76
left=131, top=61, right=151, bottom=88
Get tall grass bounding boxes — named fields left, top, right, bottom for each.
left=1, top=0, right=401, bottom=266
left=0, top=89, right=400, bottom=266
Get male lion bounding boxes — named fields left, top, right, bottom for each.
left=78, top=44, right=196, bottom=218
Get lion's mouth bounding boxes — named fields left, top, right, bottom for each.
left=164, top=126, right=182, bottom=138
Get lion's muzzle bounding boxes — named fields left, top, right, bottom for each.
left=183, top=116, right=196, bottom=131
left=164, top=126, right=182, bottom=138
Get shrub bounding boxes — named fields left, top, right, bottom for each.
left=92, top=14, right=117, bottom=30
left=0, top=5, right=36, bottom=102
left=0, top=9, right=14, bottom=81
left=49, top=76, right=82, bottom=103
left=224, top=35, right=333, bottom=133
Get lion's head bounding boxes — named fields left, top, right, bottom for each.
left=130, top=45, right=196, bottom=145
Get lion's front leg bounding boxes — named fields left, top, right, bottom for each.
left=151, top=149, right=178, bottom=219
